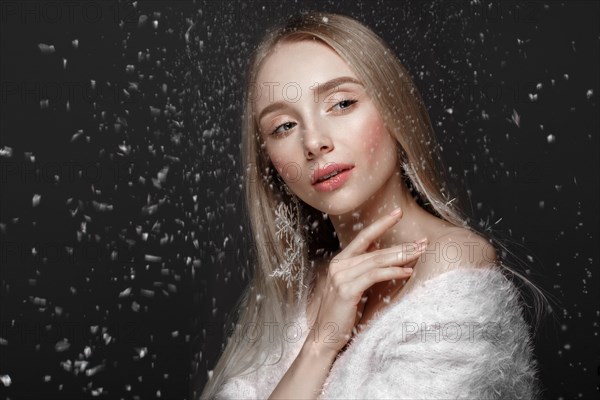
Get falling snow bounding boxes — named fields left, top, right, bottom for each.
left=0, top=2, right=596, bottom=399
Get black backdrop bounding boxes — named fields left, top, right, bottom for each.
left=1, top=1, right=598, bottom=399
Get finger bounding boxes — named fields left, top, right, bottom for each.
left=340, top=242, right=427, bottom=281
left=369, top=241, right=428, bottom=264
left=347, top=266, right=415, bottom=296
left=365, top=242, right=378, bottom=253
left=346, top=239, right=429, bottom=268
left=343, top=208, right=404, bottom=256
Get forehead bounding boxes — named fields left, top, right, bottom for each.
left=255, top=40, right=357, bottom=103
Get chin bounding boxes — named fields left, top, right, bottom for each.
left=300, top=187, right=371, bottom=216
left=316, top=200, right=365, bottom=217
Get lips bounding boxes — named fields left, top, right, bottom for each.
left=312, top=163, right=355, bottom=185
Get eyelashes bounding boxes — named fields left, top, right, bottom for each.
left=270, top=98, right=359, bottom=137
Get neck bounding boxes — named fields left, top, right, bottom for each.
left=329, top=170, right=442, bottom=253
left=323, top=169, right=453, bottom=315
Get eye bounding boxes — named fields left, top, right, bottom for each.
left=271, top=99, right=358, bottom=136
left=331, top=98, right=358, bottom=111
left=271, top=121, right=297, bottom=136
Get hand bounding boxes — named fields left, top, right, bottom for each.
left=307, top=208, right=428, bottom=356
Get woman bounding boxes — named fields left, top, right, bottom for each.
left=198, top=11, right=546, bottom=399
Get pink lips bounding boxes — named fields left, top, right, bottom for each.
left=312, top=163, right=355, bottom=185
left=312, top=164, right=355, bottom=192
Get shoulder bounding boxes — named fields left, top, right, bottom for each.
left=398, top=227, right=498, bottom=298
left=421, top=226, right=497, bottom=272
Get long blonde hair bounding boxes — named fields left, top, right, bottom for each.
left=196, top=11, right=551, bottom=400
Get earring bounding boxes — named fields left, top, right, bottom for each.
left=270, top=182, right=307, bottom=303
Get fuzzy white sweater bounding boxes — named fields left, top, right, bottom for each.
left=214, top=266, right=542, bottom=399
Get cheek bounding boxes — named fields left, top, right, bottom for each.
left=361, top=113, right=392, bottom=160
left=361, top=118, right=398, bottom=179
left=267, top=146, right=300, bottom=181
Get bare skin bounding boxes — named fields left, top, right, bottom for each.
left=267, top=205, right=496, bottom=399
left=305, top=211, right=483, bottom=344
left=258, top=40, right=498, bottom=399
left=268, top=206, right=495, bottom=400
left=268, top=208, right=424, bottom=399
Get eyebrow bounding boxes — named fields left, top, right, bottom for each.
left=256, top=76, right=363, bottom=123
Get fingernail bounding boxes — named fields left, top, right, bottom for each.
left=390, top=207, right=402, bottom=216
left=402, top=267, right=414, bottom=273
left=415, top=237, right=428, bottom=245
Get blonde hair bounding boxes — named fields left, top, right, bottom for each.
left=195, top=11, right=552, bottom=400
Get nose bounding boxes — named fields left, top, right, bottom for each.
left=302, top=125, right=334, bottom=160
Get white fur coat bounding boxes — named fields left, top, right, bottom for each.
left=215, top=266, right=542, bottom=399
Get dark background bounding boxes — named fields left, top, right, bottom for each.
left=1, top=1, right=598, bottom=399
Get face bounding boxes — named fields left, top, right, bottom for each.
left=254, top=40, right=400, bottom=215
